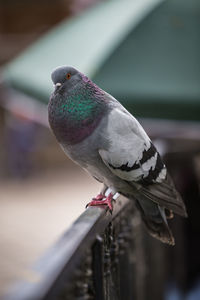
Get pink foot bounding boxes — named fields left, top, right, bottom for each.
left=93, top=193, right=104, bottom=201
left=86, top=193, right=114, bottom=212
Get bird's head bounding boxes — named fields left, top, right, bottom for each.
left=51, top=66, right=84, bottom=92
left=49, top=66, right=105, bottom=145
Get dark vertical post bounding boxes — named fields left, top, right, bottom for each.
left=92, top=235, right=105, bottom=300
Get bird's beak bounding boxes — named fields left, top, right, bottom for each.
left=55, top=82, right=62, bottom=88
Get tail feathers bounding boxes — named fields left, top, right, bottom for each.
left=142, top=215, right=175, bottom=245
left=140, top=174, right=187, bottom=218
left=134, top=195, right=175, bottom=245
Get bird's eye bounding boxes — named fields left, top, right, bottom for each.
left=66, top=73, right=71, bottom=80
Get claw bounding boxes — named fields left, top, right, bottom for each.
left=86, top=192, right=114, bottom=212
left=86, top=193, right=105, bottom=208
left=92, top=193, right=104, bottom=201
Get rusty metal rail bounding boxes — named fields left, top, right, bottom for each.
left=6, top=197, right=144, bottom=300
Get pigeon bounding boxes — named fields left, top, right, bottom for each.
left=48, top=66, right=187, bottom=245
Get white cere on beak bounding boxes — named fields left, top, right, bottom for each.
left=55, top=82, right=62, bottom=87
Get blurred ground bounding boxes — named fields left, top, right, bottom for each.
left=0, top=167, right=101, bottom=297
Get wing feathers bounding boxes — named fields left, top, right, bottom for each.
left=100, top=140, right=166, bottom=184
left=108, top=142, right=157, bottom=172
left=99, top=107, right=187, bottom=221
left=140, top=174, right=187, bottom=217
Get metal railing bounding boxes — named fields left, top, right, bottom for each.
left=6, top=197, right=145, bottom=300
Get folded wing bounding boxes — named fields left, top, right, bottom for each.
left=99, top=108, right=187, bottom=217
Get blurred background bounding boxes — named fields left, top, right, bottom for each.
left=0, top=0, right=200, bottom=299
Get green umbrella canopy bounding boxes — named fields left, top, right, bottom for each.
left=93, top=0, right=200, bottom=121
left=3, top=0, right=161, bottom=100
left=2, top=0, right=200, bottom=121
